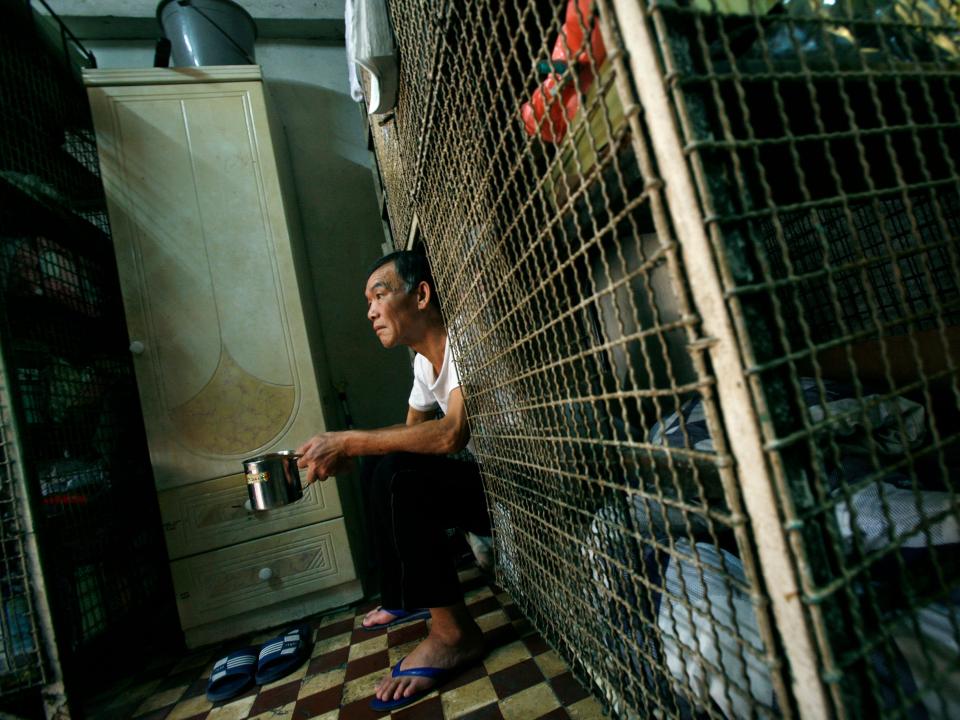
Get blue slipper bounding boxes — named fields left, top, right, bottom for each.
left=254, top=623, right=313, bottom=685
left=369, top=658, right=452, bottom=712
left=206, top=647, right=257, bottom=702
left=361, top=607, right=430, bottom=631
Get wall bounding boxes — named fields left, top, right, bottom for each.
left=83, top=39, right=413, bottom=434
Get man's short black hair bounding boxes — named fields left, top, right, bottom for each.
left=367, top=250, right=441, bottom=310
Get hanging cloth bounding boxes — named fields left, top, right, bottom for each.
left=345, top=0, right=398, bottom=114
left=344, top=0, right=364, bottom=101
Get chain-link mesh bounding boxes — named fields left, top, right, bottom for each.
left=0, top=360, right=46, bottom=694
left=369, top=111, right=416, bottom=247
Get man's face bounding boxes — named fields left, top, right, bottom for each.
left=365, top=263, right=417, bottom=348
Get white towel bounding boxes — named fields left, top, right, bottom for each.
left=345, top=0, right=398, bottom=114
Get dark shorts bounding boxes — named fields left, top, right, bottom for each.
left=361, top=452, right=490, bottom=609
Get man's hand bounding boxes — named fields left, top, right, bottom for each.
left=295, top=388, right=469, bottom=474
left=296, top=432, right=353, bottom=486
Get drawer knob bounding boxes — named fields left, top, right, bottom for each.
left=129, top=340, right=145, bottom=355
left=258, top=567, right=273, bottom=581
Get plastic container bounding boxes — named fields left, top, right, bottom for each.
left=157, top=0, right=256, bottom=67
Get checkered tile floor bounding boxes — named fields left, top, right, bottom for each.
left=87, top=567, right=604, bottom=720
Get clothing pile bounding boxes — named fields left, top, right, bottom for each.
left=587, top=377, right=960, bottom=718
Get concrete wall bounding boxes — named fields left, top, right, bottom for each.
left=83, top=38, right=413, bottom=433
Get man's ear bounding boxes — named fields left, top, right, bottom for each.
left=416, top=280, right=431, bottom=309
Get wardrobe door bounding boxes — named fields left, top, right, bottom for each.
left=87, top=71, right=328, bottom=490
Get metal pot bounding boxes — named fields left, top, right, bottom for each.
left=243, top=451, right=303, bottom=510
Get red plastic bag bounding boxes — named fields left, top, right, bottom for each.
left=521, top=0, right=608, bottom=144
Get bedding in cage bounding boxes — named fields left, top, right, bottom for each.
left=574, top=332, right=960, bottom=717
left=645, top=379, right=960, bottom=717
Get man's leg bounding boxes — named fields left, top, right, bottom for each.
left=366, top=453, right=489, bottom=702
left=361, top=453, right=411, bottom=628
left=367, top=453, right=489, bottom=605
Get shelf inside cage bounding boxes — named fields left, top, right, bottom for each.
left=673, top=52, right=960, bottom=208
left=0, top=120, right=106, bottom=203
left=2, top=294, right=127, bottom=359
left=0, top=172, right=112, bottom=254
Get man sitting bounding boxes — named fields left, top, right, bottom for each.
left=297, top=249, right=490, bottom=710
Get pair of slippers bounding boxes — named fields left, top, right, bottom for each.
left=206, top=623, right=313, bottom=702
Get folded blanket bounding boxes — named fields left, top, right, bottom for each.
left=650, top=377, right=927, bottom=455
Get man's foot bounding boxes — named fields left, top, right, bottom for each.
left=361, top=607, right=430, bottom=630
left=362, top=607, right=400, bottom=629
left=374, top=615, right=484, bottom=704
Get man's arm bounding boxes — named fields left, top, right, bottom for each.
left=297, top=388, right=470, bottom=485
left=406, top=406, right=434, bottom=425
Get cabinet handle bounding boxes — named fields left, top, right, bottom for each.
left=258, top=567, right=273, bottom=581
left=129, top=340, right=146, bottom=355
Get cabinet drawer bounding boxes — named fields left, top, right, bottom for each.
left=170, top=517, right=356, bottom=630
left=158, top=472, right=343, bottom=559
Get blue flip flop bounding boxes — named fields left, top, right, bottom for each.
left=206, top=647, right=258, bottom=702
left=369, top=657, right=452, bottom=712
left=254, top=623, right=314, bottom=685
left=361, top=607, right=430, bottom=631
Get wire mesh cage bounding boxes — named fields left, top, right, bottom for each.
left=372, top=0, right=960, bottom=717
left=0, top=0, right=178, bottom=702
left=0, top=384, right=46, bottom=695
left=646, top=0, right=960, bottom=716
